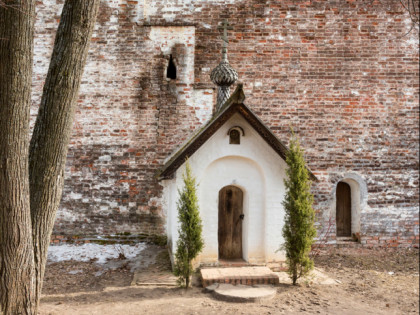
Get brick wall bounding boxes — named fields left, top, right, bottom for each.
left=32, top=0, right=419, bottom=246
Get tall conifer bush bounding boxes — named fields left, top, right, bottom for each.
left=174, top=161, right=204, bottom=288
left=282, top=132, right=317, bottom=285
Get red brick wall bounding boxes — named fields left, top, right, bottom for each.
left=32, top=0, right=419, bottom=246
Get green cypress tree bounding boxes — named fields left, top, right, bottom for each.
left=173, top=161, right=204, bottom=288
left=282, top=132, right=317, bottom=285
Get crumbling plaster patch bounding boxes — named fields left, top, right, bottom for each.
left=149, top=26, right=195, bottom=84
left=149, top=26, right=213, bottom=123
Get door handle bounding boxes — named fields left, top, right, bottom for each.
left=239, top=214, right=244, bottom=220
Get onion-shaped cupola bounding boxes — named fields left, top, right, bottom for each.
left=210, top=20, right=238, bottom=110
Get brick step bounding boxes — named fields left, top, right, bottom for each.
left=217, top=259, right=253, bottom=267
left=200, top=266, right=279, bottom=287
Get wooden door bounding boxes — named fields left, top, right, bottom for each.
left=336, top=182, right=351, bottom=237
left=218, top=186, right=243, bottom=259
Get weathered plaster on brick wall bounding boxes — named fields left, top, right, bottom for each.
left=32, top=0, right=418, bottom=246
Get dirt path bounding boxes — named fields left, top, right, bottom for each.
left=39, top=246, right=419, bottom=315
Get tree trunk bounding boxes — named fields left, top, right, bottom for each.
left=29, top=0, right=99, bottom=307
left=0, top=1, right=36, bottom=314
left=186, top=273, right=190, bottom=289
left=292, top=266, right=297, bottom=285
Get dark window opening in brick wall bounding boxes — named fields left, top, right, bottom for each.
left=167, top=54, right=177, bottom=80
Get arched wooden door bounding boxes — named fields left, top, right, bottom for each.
left=336, top=182, right=351, bottom=237
left=218, top=186, right=243, bottom=259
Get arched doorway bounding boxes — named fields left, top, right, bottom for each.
left=336, top=182, right=352, bottom=237
left=218, top=185, right=244, bottom=259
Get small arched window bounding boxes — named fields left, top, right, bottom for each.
left=229, top=129, right=240, bottom=144
left=166, top=54, right=177, bottom=80
left=227, top=126, right=244, bottom=145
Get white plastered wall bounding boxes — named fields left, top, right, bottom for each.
left=163, top=113, right=288, bottom=265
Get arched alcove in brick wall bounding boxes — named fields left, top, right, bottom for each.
left=332, top=173, right=368, bottom=241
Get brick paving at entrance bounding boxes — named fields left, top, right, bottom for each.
left=201, top=266, right=279, bottom=287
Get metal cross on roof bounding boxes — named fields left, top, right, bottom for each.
left=218, top=19, right=233, bottom=61
left=218, top=19, right=233, bottom=46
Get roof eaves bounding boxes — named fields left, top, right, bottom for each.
left=158, top=86, right=245, bottom=180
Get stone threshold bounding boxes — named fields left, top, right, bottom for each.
left=200, top=266, right=279, bottom=287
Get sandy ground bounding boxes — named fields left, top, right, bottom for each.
left=40, top=245, right=419, bottom=315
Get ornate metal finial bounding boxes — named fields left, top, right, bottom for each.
left=210, top=19, right=238, bottom=110
left=219, top=19, right=232, bottom=61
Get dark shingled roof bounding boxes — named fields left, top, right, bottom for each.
left=158, top=83, right=317, bottom=181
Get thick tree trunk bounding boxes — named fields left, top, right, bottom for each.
left=0, top=1, right=36, bottom=314
left=29, top=0, right=99, bottom=307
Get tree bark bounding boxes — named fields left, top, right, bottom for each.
left=0, top=1, right=36, bottom=314
left=29, top=0, right=99, bottom=307
left=292, top=270, right=297, bottom=285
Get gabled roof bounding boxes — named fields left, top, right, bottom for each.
left=159, top=84, right=317, bottom=180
